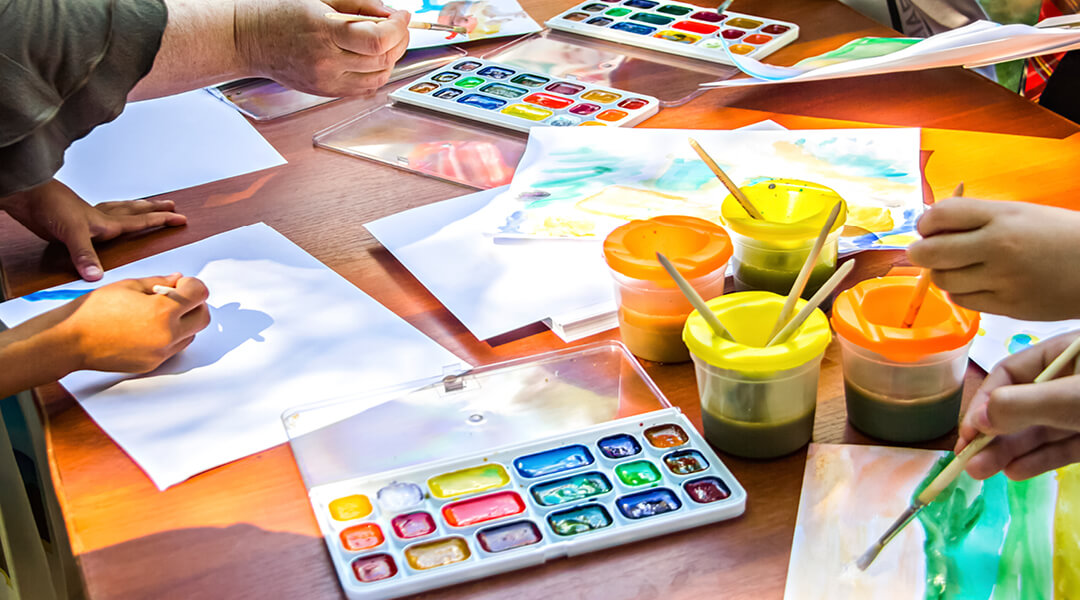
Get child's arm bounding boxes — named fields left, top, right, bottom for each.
left=907, top=197, right=1080, bottom=320
left=956, top=330, right=1080, bottom=480
left=0, top=274, right=210, bottom=398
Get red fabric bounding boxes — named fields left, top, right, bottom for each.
left=1024, top=0, right=1080, bottom=101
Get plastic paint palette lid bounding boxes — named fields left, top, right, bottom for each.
left=603, top=215, right=732, bottom=281
left=831, top=276, right=980, bottom=362
left=720, top=178, right=848, bottom=242
left=682, top=290, right=831, bottom=372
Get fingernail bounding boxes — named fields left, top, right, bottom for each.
left=84, top=265, right=103, bottom=280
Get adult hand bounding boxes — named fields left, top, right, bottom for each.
left=956, top=331, right=1080, bottom=480
left=236, top=0, right=411, bottom=97
left=0, top=179, right=187, bottom=281
left=907, top=197, right=1080, bottom=320
left=53, top=274, right=211, bottom=373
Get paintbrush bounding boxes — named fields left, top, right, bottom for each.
left=656, top=252, right=733, bottom=340
left=900, top=182, right=964, bottom=328
left=768, top=201, right=842, bottom=340
left=855, top=332, right=1080, bottom=571
left=765, top=260, right=853, bottom=347
left=324, top=12, right=468, bottom=34
left=716, top=0, right=734, bottom=14
left=687, top=138, right=765, bottom=220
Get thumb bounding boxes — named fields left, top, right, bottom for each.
left=984, top=376, right=1080, bottom=435
left=62, top=230, right=104, bottom=281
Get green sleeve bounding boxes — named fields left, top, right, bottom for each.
left=0, top=0, right=168, bottom=197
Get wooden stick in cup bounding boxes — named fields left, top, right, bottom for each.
left=765, top=260, right=854, bottom=347
left=687, top=138, right=765, bottom=220
left=324, top=12, right=468, bottom=34
left=768, top=201, right=843, bottom=340
left=900, top=182, right=964, bottom=328
left=656, top=252, right=732, bottom=340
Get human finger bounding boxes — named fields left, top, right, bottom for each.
left=96, top=211, right=188, bottom=239
left=96, top=199, right=178, bottom=216
left=906, top=230, right=987, bottom=270
left=915, top=197, right=998, bottom=237
left=178, top=303, right=212, bottom=337
left=963, top=426, right=1072, bottom=479
left=927, top=264, right=993, bottom=296
left=1003, top=434, right=1080, bottom=480
left=983, top=375, right=1080, bottom=435
left=54, top=222, right=104, bottom=281
left=332, top=10, right=409, bottom=57
left=325, top=0, right=394, bottom=17
left=171, top=276, right=210, bottom=312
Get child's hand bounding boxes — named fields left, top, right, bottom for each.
left=956, top=331, right=1080, bottom=480
left=907, top=197, right=1080, bottom=320
left=54, top=274, right=211, bottom=373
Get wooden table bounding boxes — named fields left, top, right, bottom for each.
left=2, top=0, right=1078, bottom=598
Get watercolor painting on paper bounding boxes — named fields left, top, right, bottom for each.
left=489, top=127, right=924, bottom=253
left=969, top=313, right=1080, bottom=372
left=391, top=0, right=541, bottom=48
left=784, top=444, right=1079, bottom=600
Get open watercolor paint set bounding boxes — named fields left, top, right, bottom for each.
left=546, top=0, right=799, bottom=64
left=388, top=57, right=660, bottom=133
left=283, top=342, right=746, bottom=599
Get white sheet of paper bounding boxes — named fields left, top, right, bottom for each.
left=366, top=186, right=613, bottom=341
left=364, top=120, right=791, bottom=342
left=392, top=0, right=541, bottom=49
left=969, top=313, right=1080, bottom=373
left=0, top=224, right=465, bottom=489
left=705, top=20, right=1080, bottom=88
left=54, top=90, right=286, bottom=205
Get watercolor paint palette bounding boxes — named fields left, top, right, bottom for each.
left=284, top=342, right=746, bottom=599
left=546, top=0, right=798, bottom=65
left=387, top=57, right=660, bottom=133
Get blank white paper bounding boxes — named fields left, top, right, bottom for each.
left=0, top=224, right=465, bottom=489
left=55, top=90, right=286, bottom=205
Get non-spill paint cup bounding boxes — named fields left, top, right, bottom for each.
left=721, top=179, right=847, bottom=299
left=603, top=215, right=732, bottom=363
left=683, top=291, right=831, bottom=458
left=831, top=276, right=980, bottom=442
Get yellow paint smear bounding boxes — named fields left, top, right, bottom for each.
left=575, top=185, right=721, bottom=222
left=1055, top=464, right=1080, bottom=599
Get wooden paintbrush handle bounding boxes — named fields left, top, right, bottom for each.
left=915, top=433, right=994, bottom=505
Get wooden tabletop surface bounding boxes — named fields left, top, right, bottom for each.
left=2, top=0, right=1078, bottom=598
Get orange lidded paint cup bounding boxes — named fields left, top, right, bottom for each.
left=831, top=276, right=980, bottom=442
left=603, top=216, right=732, bottom=363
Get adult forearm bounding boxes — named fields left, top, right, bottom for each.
left=128, top=0, right=247, bottom=101
left=0, top=313, right=81, bottom=399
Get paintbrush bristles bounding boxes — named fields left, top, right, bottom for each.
left=656, top=252, right=732, bottom=340
left=687, top=138, right=765, bottom=220
left=769, top=201, right=842, bottom=340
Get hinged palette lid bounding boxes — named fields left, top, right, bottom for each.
left=283, top=341, right=670, bottom=489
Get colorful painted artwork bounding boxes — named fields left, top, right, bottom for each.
left=784, top=444, right=1079, bottom=600
left=969, top=313, right=1080, bottom=373
left=392, top=0, right=541, bottom=48
left=488, top=127, right=924, bottom=252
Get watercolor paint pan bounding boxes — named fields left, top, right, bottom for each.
left=284, top=342, right=747, bottom=600
left=545, top=0, right=799, bottom=66
left=388, top=57, right=660, bottom=133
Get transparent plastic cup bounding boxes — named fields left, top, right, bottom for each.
left=683, top=291, right=831, bottom=458
left=604, top=215, right=732, bottom=363
left=832, top=276, right=980, bottom=442
left=721, top=179, right=847, bottom=300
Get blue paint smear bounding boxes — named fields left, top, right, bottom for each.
left=793, top=138, right=913, bottom=180
left=514, top=444, right=594, bottom=478
left=23, top=289, right=94, bottom=302
left=597, top=433, right=642, bottom=459
left=616, top=487, right=682, bottom=519
left=651, top=159, right=715, bottom=192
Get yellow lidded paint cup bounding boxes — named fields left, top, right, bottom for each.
left=683, top=291, right=831, bottom=458
left=721, top=179, right=847, bottom=300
